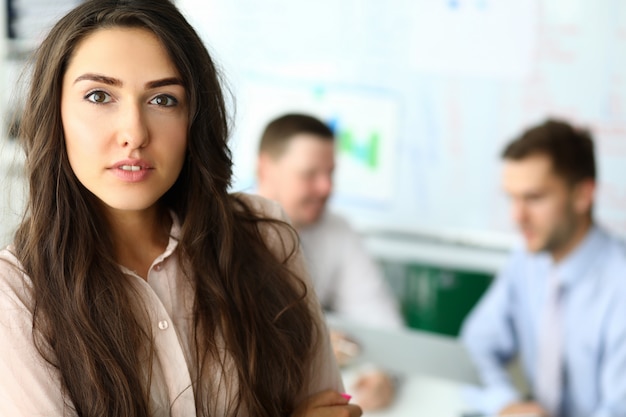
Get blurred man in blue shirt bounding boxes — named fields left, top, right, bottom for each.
left=461, top=120, right=626, bottom=417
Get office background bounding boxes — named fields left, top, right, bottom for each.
left=179, top=0, right=626, bottom=248
left=1, top=0, right=625, bottom=335
left=179, top=0, right=626, bottom=335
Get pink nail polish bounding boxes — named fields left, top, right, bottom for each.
left=340, top=393, right=352, bottom=401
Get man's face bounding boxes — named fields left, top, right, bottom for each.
left=502, top=154, right=588, bottom=255
left=261, top=134, right=335, bottom=228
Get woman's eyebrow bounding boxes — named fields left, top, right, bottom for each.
left=146, top=77, right=183, bottom=89
left=72, top=74, right=183, bottom=89
left=73, top=73, right=121, bottom=86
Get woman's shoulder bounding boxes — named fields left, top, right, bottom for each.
left=0, top=246, right=28, bottom=280
left=232, top=192, right=288, bottom=222
left=0, top=246, right=34, bottom=312
left=231, top=192, right=298, bottom=259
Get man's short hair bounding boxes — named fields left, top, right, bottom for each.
left=259, top=113, right=334, bottom=158
left=502, top=119, right=596, bottom=185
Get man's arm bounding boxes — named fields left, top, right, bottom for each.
left=323, top=220, right=402, bottom=411
left=333, top=225, right=403, bottom=329
left=460, top=255, right=523, bottom=415
left=592, top=277, right=626, bottom=417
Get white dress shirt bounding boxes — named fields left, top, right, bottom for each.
left=298, top=210, right=403, bottom=329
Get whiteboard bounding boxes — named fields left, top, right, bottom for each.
left=79, top=0, right=626, bottom=247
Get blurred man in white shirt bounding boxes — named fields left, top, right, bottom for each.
left=257, top=113, right=403, bottom=411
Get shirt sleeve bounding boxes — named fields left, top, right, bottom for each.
left=459, top=253, right=523, bottom=414
left=332, top=226, right=404, bottom=329
left=0, top=254, right=73, bottom=417
left=240, top=194, right=344, bottom=400
left=591, top=270, right=626, bottom=417
left=283, top=220, right=345, bottom=400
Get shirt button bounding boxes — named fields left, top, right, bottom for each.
left=158, top=320, right=169, bottom=330
left=154, top=263, right=163, bottom=271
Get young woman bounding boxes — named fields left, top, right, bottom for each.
left=0, top=1, right=361, bottom=416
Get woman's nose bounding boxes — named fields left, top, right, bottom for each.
left=117, top=103, right=149, bottom=149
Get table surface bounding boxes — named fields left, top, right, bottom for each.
left=342, top=367, right=475, bottom=417
left=326, top=314, right=480, bottom=385
left=327, top=315, right=484, bottom=416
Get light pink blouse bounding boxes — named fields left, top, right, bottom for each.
left=0, top=194, right=342, bottom=416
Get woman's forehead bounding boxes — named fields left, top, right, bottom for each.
left=64, top=27, right=181, bottom=85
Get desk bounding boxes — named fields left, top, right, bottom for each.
left=326, top=315, right=481, bottom=416
left=343, top=368, right=473, bottom=417
left=326, top=314, right=480, bottom=385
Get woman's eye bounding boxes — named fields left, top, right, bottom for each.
left=150, top=94, right=178, bottom=107
left=85, top=90, right=111, bottom=104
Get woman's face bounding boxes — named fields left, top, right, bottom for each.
left=61, top=27, right=188, bottom=215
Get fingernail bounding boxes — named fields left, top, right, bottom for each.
left=340, top=393, right=352, bottom=401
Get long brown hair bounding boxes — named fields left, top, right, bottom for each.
left=14, top=1, right=317, bottom=415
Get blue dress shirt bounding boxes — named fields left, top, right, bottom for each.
left=461, top=226, right=626, bottom=417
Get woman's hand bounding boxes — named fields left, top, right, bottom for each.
left=292, top=390, right=362, bottom=417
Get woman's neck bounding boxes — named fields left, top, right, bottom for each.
left=105, top=206, right=171, bottom=280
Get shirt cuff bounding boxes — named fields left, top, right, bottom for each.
left=461, top=384, right=521, bottom=415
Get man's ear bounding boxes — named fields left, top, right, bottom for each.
left=257, top=152, right=276, bottom=184
left=573, top=179, right=595, bottom=215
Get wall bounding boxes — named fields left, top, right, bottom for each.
left=0, top=0, right=82, bottom=245
left=179, top=0, right=626, bottom=250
